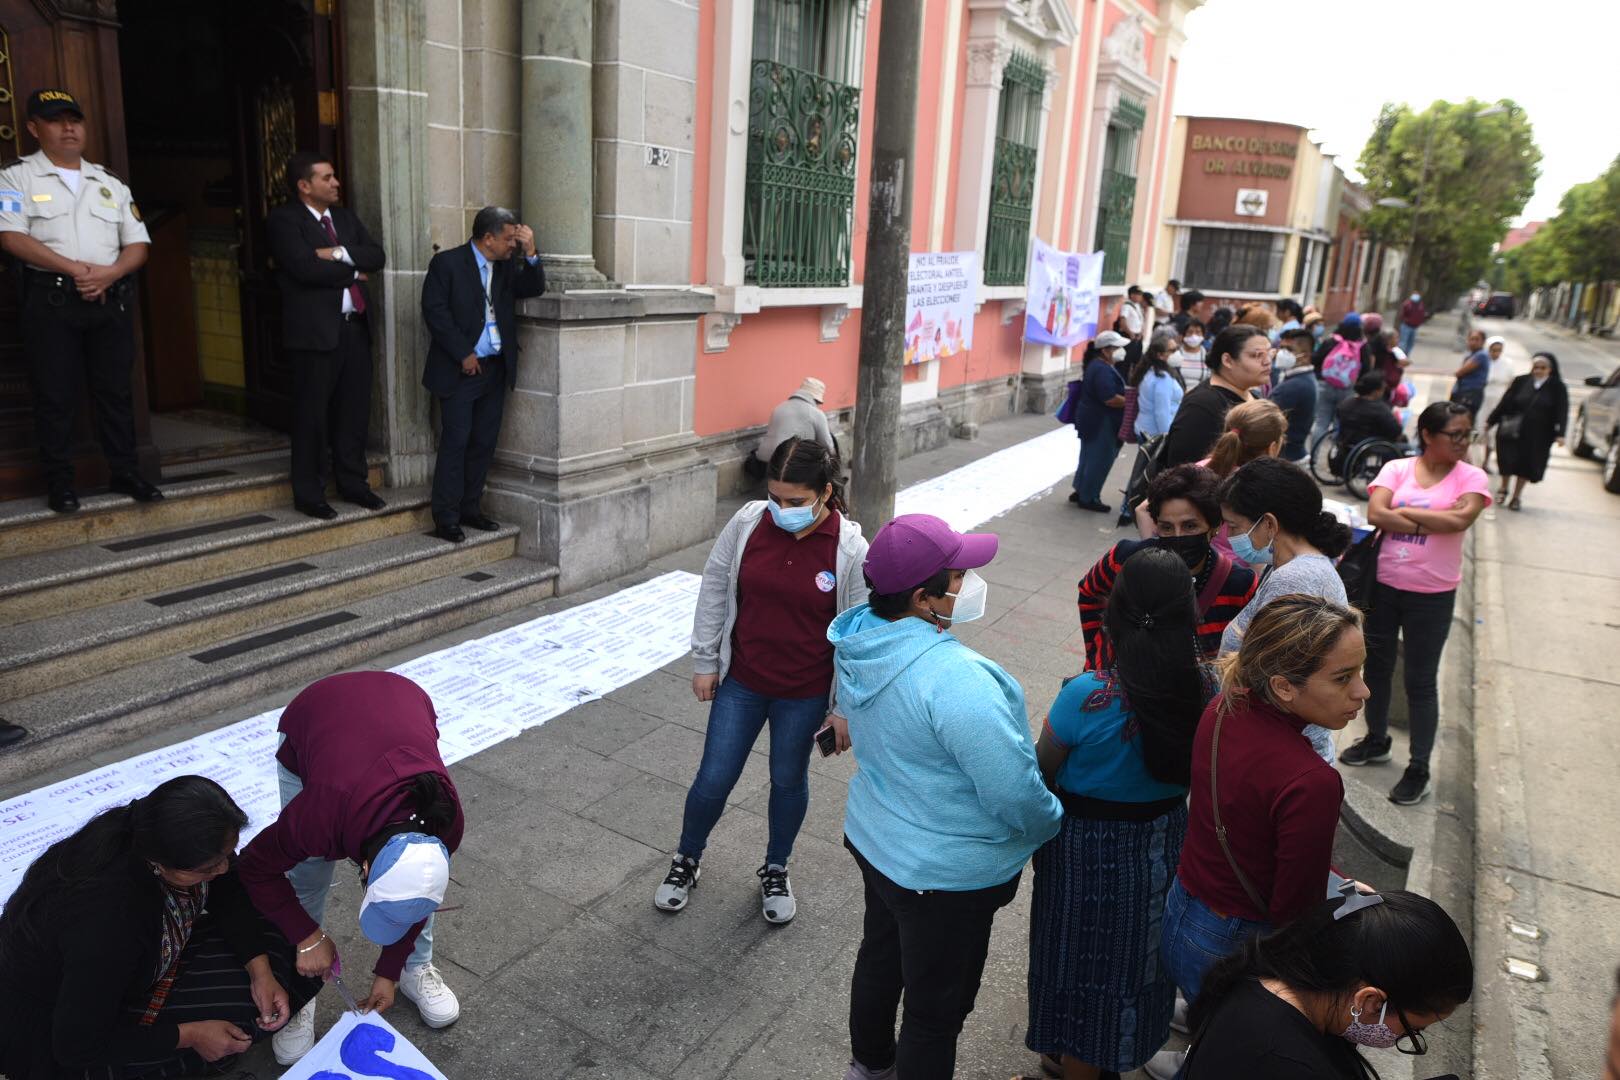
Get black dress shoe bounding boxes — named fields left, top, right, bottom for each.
left=48, top=486, right=80, bottom=513
left=341, top=490, right=387, bottom=511
left=295, top=501, right=339, bottom=520
left=462, top=514, right=501, bottom=531
left=109, top=473, right=164, bottom=502
left=433, top=523, right=466, bottom=543
left=0, top=720, right=28, bottom=749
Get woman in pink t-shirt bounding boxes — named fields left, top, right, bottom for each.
left=1340, top=402, right=1491, bottom=805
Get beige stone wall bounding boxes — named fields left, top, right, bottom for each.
left=425, top=0, right=523, bottom=253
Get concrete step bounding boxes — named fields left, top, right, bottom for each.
left=0, top=455, right=385, bottom=559
left=0, top=524, right=520, bottom=700
left=0, top=556, right=558, bottom=778
left=0, top=486, right=434, bottom=626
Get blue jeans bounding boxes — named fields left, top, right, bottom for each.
left=1072, top=428, right=1122, bottom=504
left=1270, top=372, right=1318, bottom=462
left=1160, top=877, right=1268, bottom=1005
left=677, top=675, right=829, bottom=867
left=1311, top=382, right=1351, bottom=446
left=1398, top=322, right=1417, bottom=354
left=277, top=744, right=434, bottom=972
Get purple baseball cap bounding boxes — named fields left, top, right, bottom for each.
left=863, top=514, right=999, bottom=594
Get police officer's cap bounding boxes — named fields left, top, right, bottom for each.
left=26, top=89, right=84, bottom=120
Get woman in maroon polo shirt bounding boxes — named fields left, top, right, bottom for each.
left=1145, top=594, right=1369, bottom=1079
left=656, top=437, right=870, bottom=924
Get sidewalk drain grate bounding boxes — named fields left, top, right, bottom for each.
left=190, top=611, right=359, bottom=663
left=103, top=514, right=276, bottom=552
left=148, top=562, right=318, bottom=607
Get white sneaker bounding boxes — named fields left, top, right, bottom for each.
left=1144, top=1047, right=1186, bottom=1080
left=398, top=963, right=460, bottom=1028
left=1170, top=991, right=1190, bottom=1034
left=758, top=863, right=795, bottom=924
left=272, top=1000, right=316, bottom=1065
left=654, top=854, right=700, bottom=912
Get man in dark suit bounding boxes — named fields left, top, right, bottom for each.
left=267, top=151, right=388, bottom=519
left=420, top=206, right=545, bottom=543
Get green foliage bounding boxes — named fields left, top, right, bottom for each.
left=1356, top=99, right=1541, bottom=301
left=1499, top=155, right=1620, bottom=297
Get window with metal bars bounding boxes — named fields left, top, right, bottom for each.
left=1183, top=227, right=1287, bottom=294
left=1094, top=98, right=1144, bottom=286
left=983, top=50, right=1045, bottom=287
left=743, top=0, right=865, bottom=288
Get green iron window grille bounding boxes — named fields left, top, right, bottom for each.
left=984, top=50, right=1046, bottom=287
left=744, top=0, right=864, bottom=287
left=1094, top=99, right=1143, bottom=286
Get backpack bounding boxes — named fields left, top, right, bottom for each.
left=1320, top=335, right=1363, bottom=390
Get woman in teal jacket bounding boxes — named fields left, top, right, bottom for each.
left=829, top=514, right=1062, bottom=1080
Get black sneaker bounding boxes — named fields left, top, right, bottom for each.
left=653, top=854, right=700, bottom=912
left=1340, top=734, right=1393, bottom=766
left=1389, top=764, right=1431, bottom=805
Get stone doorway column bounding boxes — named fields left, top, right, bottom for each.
left=522, top=0, right=608, bottom=290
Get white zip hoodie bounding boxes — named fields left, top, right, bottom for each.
left=690, top=500, right=870, bottom=706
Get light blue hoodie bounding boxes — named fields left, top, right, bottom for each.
left=828, top=604, right=1063, bottom=891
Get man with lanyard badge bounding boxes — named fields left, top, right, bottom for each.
left=0, top=88, right=161, bottom=513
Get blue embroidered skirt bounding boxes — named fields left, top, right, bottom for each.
left=1024, top=802, right=1187, bottom=1071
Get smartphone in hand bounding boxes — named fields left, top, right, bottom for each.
left=814, top=722, right=838, bottom=757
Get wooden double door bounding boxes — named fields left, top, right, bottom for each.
left=0, top=0, right=344, bottom=499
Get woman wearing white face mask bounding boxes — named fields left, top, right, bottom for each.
left=1173, top=320, right=1207, bottom=382
left=662, top=437, right=870, bottom=923
left=1071, top=331, right=1131, bottom=513
left=829, top=515, right=1062, bottom=1080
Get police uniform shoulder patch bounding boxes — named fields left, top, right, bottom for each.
left=130, top=201, right=142, bottom=221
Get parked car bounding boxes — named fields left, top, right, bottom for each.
left=1474, top=292, right=1516, bottom=318
left=1571, top=365, right=1620, bottom=493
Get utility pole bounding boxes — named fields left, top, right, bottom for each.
left=850, top=0, right=923, bottom=528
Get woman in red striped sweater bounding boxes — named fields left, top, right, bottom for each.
left=1076, top=464, right=1257, bottom=671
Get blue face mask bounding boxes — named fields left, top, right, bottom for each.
left=768, top=497, right=819, bottom=533
left=1311, top=323, right=1326, bottom=340
left=1229, top=518, right=1275, bottom=565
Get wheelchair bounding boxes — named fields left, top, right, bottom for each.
left=1309, top=429, right=1413, bottom=502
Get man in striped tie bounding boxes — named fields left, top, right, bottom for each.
left=266, top=151, right=388, bottom=520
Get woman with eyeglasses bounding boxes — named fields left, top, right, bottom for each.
left=0, top=776, right=319, bottom=1080
left=658, top=436, right=869, bottom=925
left=1181, top=889, right=1472, bottom=1078
left=1340, top=402, right=1491, bottom=805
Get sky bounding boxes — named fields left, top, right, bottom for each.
left=1173, top=0, right=1620, bottom=224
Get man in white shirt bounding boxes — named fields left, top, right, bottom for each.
left=1119, top=285, right=1146, bottom=340
left=1152, top=279, right=1180, bottom=328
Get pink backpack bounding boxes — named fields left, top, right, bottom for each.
left=1320, top=335, right=1363, bottom=390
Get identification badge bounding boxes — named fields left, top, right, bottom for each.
left=31, top=193, right=51, bottom=202
left=101, top=200, right=117, bottom=209
left=487, top=320, right=502, bottom=352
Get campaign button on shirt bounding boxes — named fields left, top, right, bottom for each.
left=728, top=508, right=843, bottom=699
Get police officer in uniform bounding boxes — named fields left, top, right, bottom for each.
left=0, top=88, right=161, bottom=513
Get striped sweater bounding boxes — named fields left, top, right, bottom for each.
left=1076, top=539, right=1258, bottom=671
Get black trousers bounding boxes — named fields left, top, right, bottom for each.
left=431, top=355, right=507, bottom=527
left=288, top=316, right=374, bottom=506
left=80, top=914, right=320, bottom=1080
left=20, top=283, right=138, bottom=487
left=846, top=837, right=1021, bottom=1079
left=1362, top=583, right=1457, bottom=768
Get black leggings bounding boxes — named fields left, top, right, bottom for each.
left=1361, top=583, right=1457, bottom=768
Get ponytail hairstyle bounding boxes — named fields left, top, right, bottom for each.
left=768, top=435, right=846, bottom=512
left=1190, top=891, right=1473, bottom=1040
left=1218, top=457, right=1352, bottom=558
left=0, top=776, right=246, bottom=956
left=1216, top=593, right=1362, bottom=717
left=1104, top=547, right=1210, bottom=786
left=1204, top=398, right=1286, bottom=478
left=359, top=772, right=460, bottom=872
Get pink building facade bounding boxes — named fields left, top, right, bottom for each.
left=684, top=0, right=1205, bottom=489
